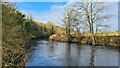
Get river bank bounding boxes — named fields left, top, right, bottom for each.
left=2, top=3, right=54, bottom=67
left=49, top=34, right=120, bottom=47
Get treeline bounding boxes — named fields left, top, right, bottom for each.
left=2, top=2, right=54, bottom=67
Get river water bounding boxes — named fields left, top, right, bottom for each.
left=25, top=40, right=118, bottom=66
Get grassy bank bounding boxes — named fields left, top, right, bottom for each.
left=49, top=33, right=119, bottom=47
left=48, top=28, right=120, bottom=47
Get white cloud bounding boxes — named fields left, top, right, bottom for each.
left=18, top=1, right=118, bottom=31
left=19, top=4, right=65, bottom=26
left=39, top=5, right=64, bottom=25
left=51, top=5, right=64, bottom=11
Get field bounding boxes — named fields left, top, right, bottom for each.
left=82, top=32, right=120, bottom=36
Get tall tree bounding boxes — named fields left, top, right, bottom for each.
left=62, top=5, right=75, bottom=42
left=71, top=5, right=83, bottom=43
left=75, top=1, right=112, bottom=45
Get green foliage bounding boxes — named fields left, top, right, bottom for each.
left=2, top=2, right=54, bottom=67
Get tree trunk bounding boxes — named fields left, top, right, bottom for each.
left=90, top=2, right=96, bottom=45
left=91, top=24, right=96, bottom=45
left=76, top=22, right=81, bottom=43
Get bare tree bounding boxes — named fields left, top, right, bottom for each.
left=71, top=4, right=83, bottom=43
left=62, top=5, right=75, bottom=42
left=75, top=1, right=113, bottom=45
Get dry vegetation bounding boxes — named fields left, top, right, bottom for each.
left=2, top=2, right=120, bottom=67
left=2, top=3, right=54, bottom=67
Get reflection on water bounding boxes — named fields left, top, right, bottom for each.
left=25, top=40, right=118, bottom=66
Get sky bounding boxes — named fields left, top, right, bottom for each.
left=16, top=2, right=67, bottom=24
left=4, top=0, right=120, bottom=2
left=15, top=1, right=119, bottom=32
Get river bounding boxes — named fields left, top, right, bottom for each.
left=25, top=40, right=118, bottom=66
